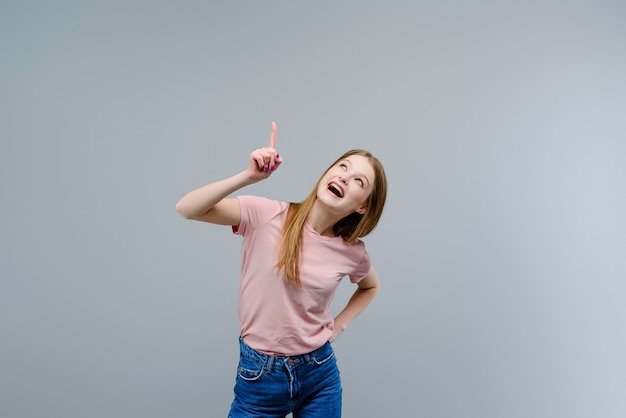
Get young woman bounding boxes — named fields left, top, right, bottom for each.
left=176, top=122, right=387, bottom=417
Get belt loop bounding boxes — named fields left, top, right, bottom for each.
left=265, top=354, right=274, bottom=371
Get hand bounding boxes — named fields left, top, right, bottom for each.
left=247, top=121, right=283, bottom=181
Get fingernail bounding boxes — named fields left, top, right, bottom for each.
left=270, top=166, right=275, bottom=171
left=275, top=153, right=280, bottom=159
left=264, top=167, right=268, bottom=172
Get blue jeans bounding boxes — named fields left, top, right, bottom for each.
left=228, top=338, right=342, bottom=417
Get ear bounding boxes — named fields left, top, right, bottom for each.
left=356, top=206, right=366, bottom=215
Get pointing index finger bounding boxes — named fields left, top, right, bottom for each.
left=269, top=121, right=277, bottom=149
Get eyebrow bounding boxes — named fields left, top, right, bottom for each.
left=342, top=158, right=371, bottom=187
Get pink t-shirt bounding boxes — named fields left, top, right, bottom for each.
left=233, top=195, right=372, bottom=356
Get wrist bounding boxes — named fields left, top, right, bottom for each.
left=333, top=318, right=348, bottom=333
left=236, top=170, right=261, bottom=186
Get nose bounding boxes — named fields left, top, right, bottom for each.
left=338, top=176, right=347, bottom=184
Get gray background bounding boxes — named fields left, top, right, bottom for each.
left=2, top=1, right=625, bottom=417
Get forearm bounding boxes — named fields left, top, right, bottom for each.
left=333, top=286, right=379, bottom=334
left=175, top=170, right=256, bottom=219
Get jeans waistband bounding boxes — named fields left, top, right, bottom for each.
left=239, top=337, right=333, bottom=371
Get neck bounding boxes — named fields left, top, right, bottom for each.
left=307, top=202, right=343, bottom=237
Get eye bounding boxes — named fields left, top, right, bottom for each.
left=355, top=178, right=364, bottom=187
left=339, top=163, right=347, bottom=171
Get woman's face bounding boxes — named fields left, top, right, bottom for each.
left=316, top=154, right=376, bottom=216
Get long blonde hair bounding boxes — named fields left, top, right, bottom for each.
left=276, top=150, right=387, bottom=288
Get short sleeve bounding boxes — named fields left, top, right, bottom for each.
left=233, top=195, right=286, bottom=236
left=349, top=244, right=372, bottom=283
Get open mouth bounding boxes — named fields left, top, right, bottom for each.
left=327, top=182, right=344, bottom=198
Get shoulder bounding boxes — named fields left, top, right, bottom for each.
left=342, top=237, right=367, bottom=252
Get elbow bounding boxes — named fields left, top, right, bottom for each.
left=370, top=282, right=380, bottom=296
left=175, top=201, right=193, bottom=219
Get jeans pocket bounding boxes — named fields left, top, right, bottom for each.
left=312, top=350, right=335, bottom=366
left=237, top=356, right=266, bottom=382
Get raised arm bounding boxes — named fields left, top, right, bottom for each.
left=175, top=122, right=282, bottom=225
